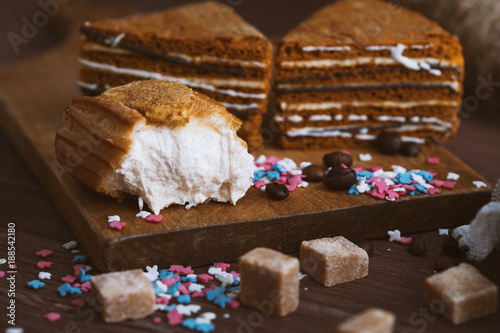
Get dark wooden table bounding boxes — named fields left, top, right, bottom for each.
left=1, top=1, right=500, bottom=332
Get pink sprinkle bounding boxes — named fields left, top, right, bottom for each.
left=230, top=271, right=240, bottom=278
left=80, top=281, right=91, bottom=292
left=162, top=275, right=179, bottom=288
left=71, top=298, right=88, bottom=307
left=428, top=188, right=441, bottom=195
left=288, top=176, right=303, bottom=186
left=263, top=164, right=272, bottom=171
left=253, top=180, right=266, bottom=189
left=341, top=150, right=351, bottom=155
left=353, top=167, right=363, bottom=173
left=370, top=192, right=386, bottom=200
left=0, top=271, right=5, bottom=278
left=396, top=237, right=412, bottom=245
left=37, top=261, right=52, bottom=269
left=402, top=185, right=417, bottom=191
left=207, top=284, right=217, bottom=291
left=442, top=181, right=456, bottom=189
left=229, top=299, right=241, bottom=309
left=368, top=166, right=383, bottom=172
left=167, top=309, right=183, bottom=326
left=36, top=249, right=53, bottom=257
left=366, top=176, right=380, bottom=184
left=191, top=291, right=206, bottom=298
left=427, top=157, right=440, bottom=165
left=180, top=266, right=194, bottom=275
left=156, top=297, right=170, bottom=305
left=340, top=163, right=348, bottom=169
left=374, top=181, right=388, bottom=193
left=278, top=176, right=288, bottom=184
left=255, top=163, right=265, bottom=167
left=153, top=317, right=162, bottom=324
left=386, top=191, right=399, bottom=200
left=73, top=264, right=86, bottom=276
left=197, top=274, right=214, bottom=283
left=214, top=263, right=231, bottom=271
left=177, top=284, right=190, bottom=295
left=429, top=179, right=445, bottom=187
left=61, top=275, right=77, bottom=283
left=73, top=283, right=81, bottom=288
left=44, top=312, right=61, bottom=322
left=146, top=214, right=162, bottom=223
left=266, top=156, right=280, bottom=165
left=109, top=220, right=126, bottom=230
left=169, top=265, right=183, bottom=273
left=285, top=183, right=297, bottom=192
left=429, top=171, right=437, bottom=176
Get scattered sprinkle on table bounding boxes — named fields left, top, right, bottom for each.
left=62, top=240, right=78, bottom=250
left=438, top=228, right=450, bottom=236
left=37, top=261, right=52, bottom=269
left=43, top=312, right=61, bottom=322
left=36, top=249, right=53, bottom=257
left=359, top=153, right=372, bottom=161
left=38, top=272, right=51, bottom=280
left=426, top=157, right=440, bottom=164
left=109, top=220, right=126, bottom=230
left=146, top=214, right=163, bottom=222
left=447, top=172, right=460, bottom=180
left=27, top=280, right=45, bottom=289
left=473, top=181, right=487, bottom=188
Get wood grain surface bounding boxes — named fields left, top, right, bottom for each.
left=0, top=1, right=499, bottom=332
left=0, top=1, right=492, bottom=273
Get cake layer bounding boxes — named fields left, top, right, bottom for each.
left=81, top=2, right=272, bottom=62
left=80, top=42, right=271, bottom=79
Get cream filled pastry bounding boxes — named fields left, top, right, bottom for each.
left=55, top=79, right=254, bottom=214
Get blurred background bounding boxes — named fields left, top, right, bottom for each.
left=0, top=0, right=499, bottom=182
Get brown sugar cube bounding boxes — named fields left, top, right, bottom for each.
left=424, top=263, right=498, bottom=325
left=300, top=236, right=369, bottom=287
left=239, top=247, right=299, bottom=317
left=337, top=308, right=396, bottom=333
left=90, top=269, right=155, bottom=323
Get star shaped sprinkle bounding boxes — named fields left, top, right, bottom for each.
left=447, top=172, right=460, bottom=180
left=36, top=249, right=53, bottom=257
left=144, top=265, right=159, bottom=281
left=388, top=230, right=402, bottom=242
left=38, top=272, right=51, bottom=280
left=109, top=220, right=126, bottom=230
left=107, top=215, right=120, bottom=222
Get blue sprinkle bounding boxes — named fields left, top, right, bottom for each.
left=206, top=286, right=225, bottom=302
left=177, top=295, right=191, bottom=304
left=72, top=255, right=88, bottom=264
left=154, top=286, right=164, bottom=295
left=348, top=185, right=359, bottom=195
left=395, top=172, right=413, bottom=184
left=409, top=191, right=417, bottom=196
left=164, top=305, right=177, bottom=312
left=57, top=283, right=82, bottom=297
left=159, top=270, right=175, bottom=280
left=414, top=184, right=428, bottom=194
left=266, top=171, right=280, bottom=181
left=271, top=163, right=286, bottom=173
left=213, top=294, right=232, bottom=308
left=253, top=170, right=266, bottom=182
left=78, top=268, right=92, bottom=283
left=232, top=279, right=239, bottom=286
left=358, top=170, right=374, bottom=179
left=196, top=323, right=215, bottom=333
left=27, top=280, right=45, bottom=290
left=228, top=286, right=240, bottom=292
left=180, top=276, right=197, bottom=283
left=167, top=281, right=181, bottom=295
left=417, top=170, right=433, bottom=182
left=182, top=318, right=197, bottom=329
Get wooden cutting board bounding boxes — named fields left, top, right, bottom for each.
left=0, top=1, right=492, bottom=272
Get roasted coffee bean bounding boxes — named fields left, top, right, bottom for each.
left=302, top=165, right=325, bottom=182
left=400, top=142, right=421, bottom=157
left=356, top=240, right=374, bottom=257
left=323, top=167, right=357, bottom=190
left=435, top=256, right=458, bottom=272
left=323, top=151, right=352, bottom=168
left=409, top=237, right=426, bottom=257
left=376, top=132, right=402, bottom=155
left=266, top=182, right=289, bottom=200
left=442, top=239, right=463, bottom=257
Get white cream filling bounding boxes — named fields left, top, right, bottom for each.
left=280, top=100, right=458, bottom=112
left=276, top=81, right=460, bottom=93
left=348, top=114, right=367, bottom=121
left=279, top=57, right=453, bottom=69
left=377, top=115, right=406, bottom=122
left=76, top=80, right=98, bottom=90
left=106, top=119, right=253, bottom=214
left=220, top=102, right=259, bottom=111
left=302, top=46, right=351, bottom=52
left=78, top=58, right=266, bottom=89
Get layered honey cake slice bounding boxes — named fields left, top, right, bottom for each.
left=78, top=1, right=273, bottom=148
left=273, top=0, right=464, bottom=149
left=55, top=80, right=254, bottom=214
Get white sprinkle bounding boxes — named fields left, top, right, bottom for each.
left=299, top=161, right=312, bottom=169
left=373, top=169, right=384, bottom=177
left=383, top=178, right=395, bottom=186
left=107, top=215, right=120, bottom=223
left=297, top=181, right=309, bottom=188
left=392, top=165, right=407, bottom=174
left=196, top=317, right=213, bottom=325
left=356, top=177, right=370, bottom=194
left=255, top=155, right=266, bottom=164
left=71, top=249, right=80, bottom=254
left=298, top=272, right=307, bottom=280
left=0, top=258, right=7, bottom=265
left=188, top=283, right=205, bottom=293
left=85, top=265, right=92, bottom=272
left=176, top=304, right=201, bottom=316
left=6, top=328, right=24, bottom=333
left=304, top=287, right=308, bottom=290
left=438, top=228, right=449, bottom=236
left=385, top=196, right=396, bottom=202
left=359, top=153, right=372, bottom=161
left=387, top=249, right=391, bottom=251
left=388, top=230, right=402, bottom=242
left=392, top=187, right=406, bottom=192
left=154, top=304, right=167, bottom=311
left=186, top=274, right=197, bottom=279
left=473, top=181, right=487, bottom=188
left=155, top=280, right=168, bottom=293
left=138, top=197, right=144, bottom=211
left=38, top=272, right=51, bottom=280
left=62, top=240, right=78, bottom=250
left=136, top=211, right=151, bottom=218
left=447, top=172, right=460, bottom=180
left=223, top=313, right=230, bottom=319
left=278, top=158, right=298, bottom=171
left=260, top=186, right=267, bottom=192
left=200, top=312, right=216, bottom=320
left=143, top=265, right=159, bottom=281
left=157, top=293, right=172, bottom=299
left=290, top=169, right=303, bottom=176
